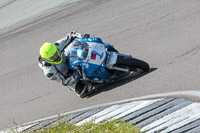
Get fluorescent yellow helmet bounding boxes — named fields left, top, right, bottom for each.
left=40, top=42, right=62, bottom=64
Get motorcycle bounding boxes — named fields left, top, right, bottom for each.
left=64, top=36, right=149, bottom=97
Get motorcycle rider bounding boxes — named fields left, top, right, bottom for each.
left=38, top=31, right=91, bottom=98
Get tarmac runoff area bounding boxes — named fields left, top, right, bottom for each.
left=1, top=91, right=200, bottom=133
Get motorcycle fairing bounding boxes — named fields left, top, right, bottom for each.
left=66, top=37, right=112, bottom=80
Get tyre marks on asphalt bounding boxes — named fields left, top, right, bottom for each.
left=0, top=0, right=16, bottom=10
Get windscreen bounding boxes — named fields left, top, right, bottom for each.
left=67, top=40, right=89, bottom=63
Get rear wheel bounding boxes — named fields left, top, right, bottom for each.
left=116, top=55, right=150, bottom=72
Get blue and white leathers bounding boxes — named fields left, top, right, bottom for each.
left=64, top=37, right=114, bottom=81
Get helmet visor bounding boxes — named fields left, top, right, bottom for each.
left=44, top=50, right=62, bottom=63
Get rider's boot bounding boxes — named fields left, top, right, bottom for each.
left=75, top=85, right=88, bottom=98
left=68, top=80, right=91, bottom=98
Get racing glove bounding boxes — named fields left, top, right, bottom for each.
left=73, top=69, right=83, bottom=79
left=71, top=31, right=82, bottom=38
left=81, top=34, right=90, bottom=39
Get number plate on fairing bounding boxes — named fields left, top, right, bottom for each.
left=87, top=41, right=106, bottom=65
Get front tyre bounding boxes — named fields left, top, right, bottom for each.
left=116, top=55, right=150, bottom=72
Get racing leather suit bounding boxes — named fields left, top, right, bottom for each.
left=38, top=31, right=89, bottom=97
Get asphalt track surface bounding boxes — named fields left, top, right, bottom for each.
left=1, top=0, right=200, bottom=129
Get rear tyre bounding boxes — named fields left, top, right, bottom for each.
left=116, top=55, right=150, bottom=72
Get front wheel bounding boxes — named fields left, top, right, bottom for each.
left=115, top=55, right=150, bottom=72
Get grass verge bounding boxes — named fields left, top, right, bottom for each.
left=26, top=120, right=141, bottom=133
